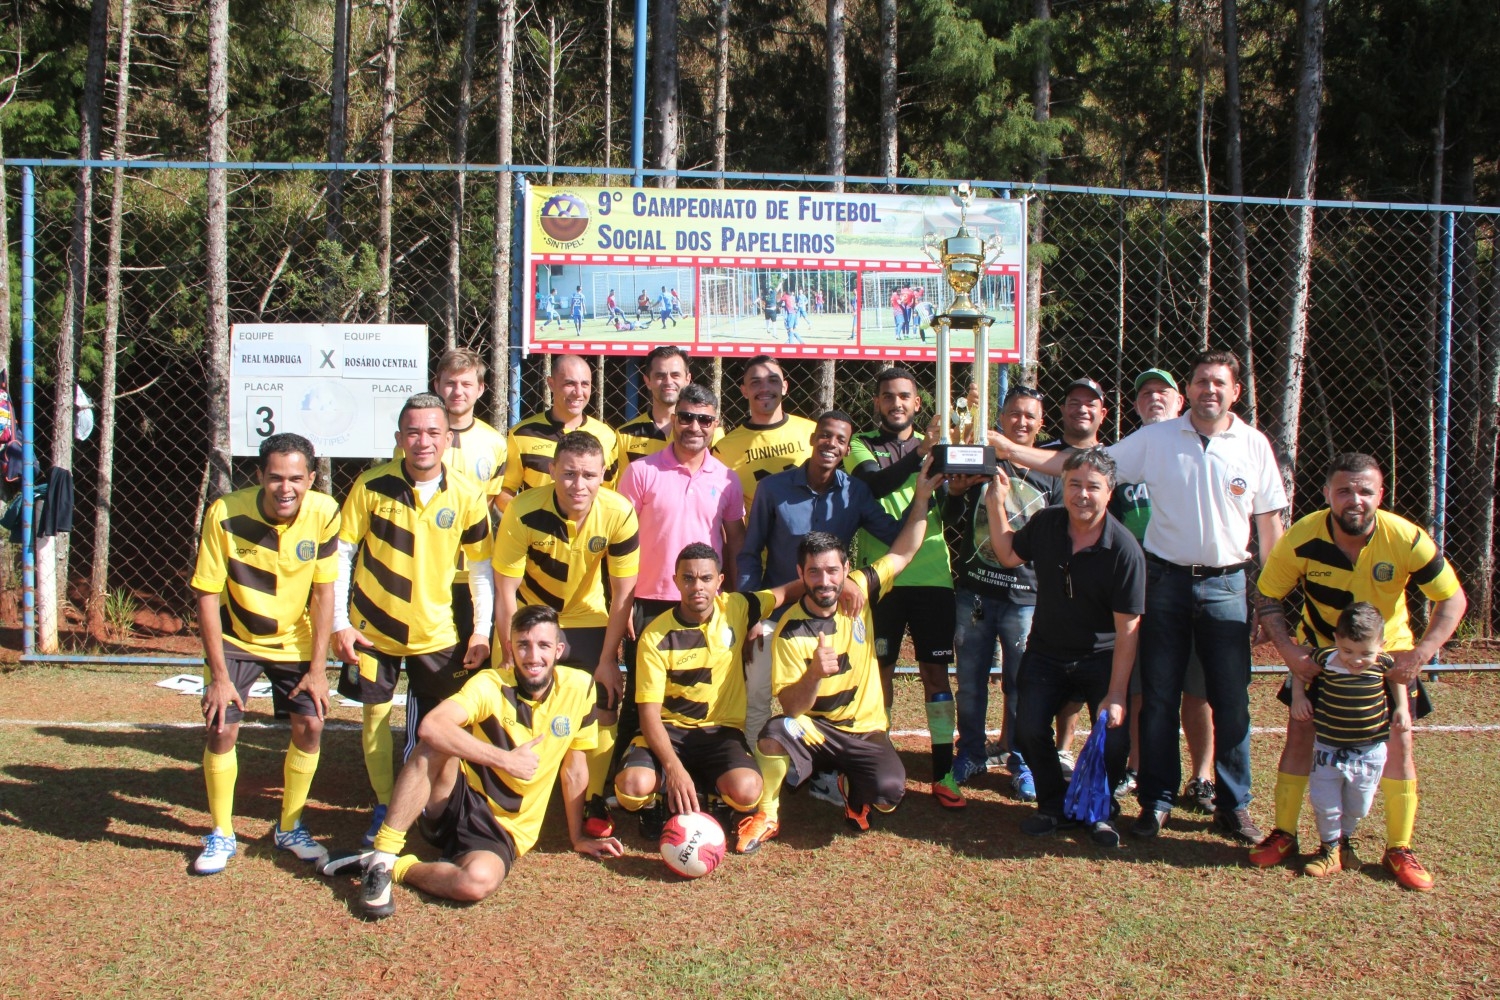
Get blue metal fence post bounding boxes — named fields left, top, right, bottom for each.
left=1434, top=211, right=1454, bottom=554
left=510, top=171, right=527, bottom=427
left=20, top=166, right=35, bottom=654
left=631, top=0, right=648, bottom=189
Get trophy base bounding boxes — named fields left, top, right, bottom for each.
left=932, top=443, right=998, bottom=476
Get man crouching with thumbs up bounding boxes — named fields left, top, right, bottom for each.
left=324, top=605, right=623, bottom=919
left=754, top=457, right=943, bottom=835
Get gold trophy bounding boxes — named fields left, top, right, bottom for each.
left=922, top=182, right=1005, bottom=474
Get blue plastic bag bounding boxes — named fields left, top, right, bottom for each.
left=1063, top=710, right=1114, bottom=824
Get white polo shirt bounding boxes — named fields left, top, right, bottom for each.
left=1106, top=412, right=1286, bottom=567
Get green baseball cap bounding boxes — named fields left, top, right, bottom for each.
left=1133, top=368, right=1177, bottom=393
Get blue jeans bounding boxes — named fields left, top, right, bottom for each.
left=1014, top=648, right=1128, bottom=817
left=1137, top=563, right=1253, bottom=814
left=953, top=586, right=1034, bottom=766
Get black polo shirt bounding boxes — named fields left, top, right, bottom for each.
left=1011, top=506, right=1145, bottom=659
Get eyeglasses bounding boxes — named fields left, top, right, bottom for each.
left=1005, top=386, right=1045, bottom=403
left=1060, top=563, right=1073, bottom=599
left=674, top=411, right=716, bottom=426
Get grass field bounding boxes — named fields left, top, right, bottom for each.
left=2, top=665, right=1498, bottom=999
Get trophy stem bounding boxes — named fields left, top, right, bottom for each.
left=934, top=317, right=952, bottom=445
left=973, top=317, right=991, bottom=447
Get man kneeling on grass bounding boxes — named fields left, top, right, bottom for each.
left=323, top=606, right=622, bottom=919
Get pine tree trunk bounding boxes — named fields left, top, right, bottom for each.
left=1221, top=0, right=1257, bottom=422
left=0, top=131, right=13, bottom=600
left=1474, top=236, right=1500, bottom=636
left=205, top=0, right=232, bottom=507
left=712, top=0, right=730, bottom=182
left=653, top=0, right=679, bottom=187
left=878, top=0, right=897, bottom=191
left=822, top=0, right=847, bottom=410
left=326, top=0, right=350, bottom=249
left=1424, top=68, right=1448, bottom=526
left=88, top=0, right=134, bottom=641
left=377, top=0, right=406, bottom=324
left=1274, top=0, right=1328, bottom=507
left=445, top=0, right=479, bottom=351
left=1194, top=32, right=1211, bottom=352
left=604, top=0, right=615, bottom=173
left=1025, top=0, right=1050, bottom=379
left=491, top=0, right=517, bottom=426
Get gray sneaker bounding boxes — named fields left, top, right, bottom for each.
left=271, top=821, right=329, bottom=865
left=360, top=862, right=396, bottom=919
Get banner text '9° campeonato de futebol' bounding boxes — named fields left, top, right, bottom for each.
left=522, top=183, right=1026, bottom=363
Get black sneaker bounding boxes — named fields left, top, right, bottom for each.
left=638, top=798, right=667, bottom=842
left=1020, top=812, right=1064, bottom=837
left=1213, top=808, right=1264, bottom=845
left=1131, top=807, right=1169, bottom=838
left=1089, top=820, right=1121, bottom=848
left=1183, top=777, right=1216, bottom=815
left=320, top=848, right=372, bottom=878
left=360, top=863, right=396, bottom=920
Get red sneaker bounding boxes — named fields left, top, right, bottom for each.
left=1248, top=828, right=1297, bottom=868
left=1383, top=847, right=1434, bottom=891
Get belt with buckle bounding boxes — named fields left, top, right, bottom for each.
left=1145, top=552, right=1250, bottom=579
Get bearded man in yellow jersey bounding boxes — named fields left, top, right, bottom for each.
left=614, top=345, right=723, bottom=473
left=190, top=433, right=340, bottom=874
left=323, top=605, right=622, bottom=919
left=494, top=430, right=639, bottom=841
left=335, top=394, right=495, bottom=848
left=712, top=354, right=816, bottom=512
left=754, top=457, right=941, bottom=836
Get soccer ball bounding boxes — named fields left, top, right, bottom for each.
left=658, top=811, right=727, bottom=879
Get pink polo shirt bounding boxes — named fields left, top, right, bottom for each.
left=617, top=445, right=745, bottom=601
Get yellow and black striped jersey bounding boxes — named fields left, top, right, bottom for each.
left=448, top=665, right=599, bottom=856
left=635, top=591, right=775, bottom=730
left=340, top=460, right=493, bottom=656
left=493, top=485, right=640, bottom=629
left=771, top=555, right=897, bottom=734
left=191, top=487, right=340, bottom=662
left=1311, top=647, right=1396, bottom=747
left=501, top=412, right=620, bottom=495
left=616, top=413, right=724, bottom=476
left=1259, top=509, right=1461, bottom=650
left=712, top=414, right=815, bottom=511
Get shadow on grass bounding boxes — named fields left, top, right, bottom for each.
left=0, top=761, right=201, bottom=853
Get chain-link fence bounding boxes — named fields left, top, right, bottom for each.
left=6, top=162, right=1497, bottom=655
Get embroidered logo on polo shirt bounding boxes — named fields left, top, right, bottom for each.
left=1226, top=477, right=1248, bottom=497
left=588, top=535, right=606, bottom=553
left=435, top=508, right=457, bottom=529
left=295, top=540, right=317, bottom=561
left=852, top=619, right=866, bottom=644
left=1373, top=562, right=1395, bottom=583
left=551, top=716, right=571, bottom=737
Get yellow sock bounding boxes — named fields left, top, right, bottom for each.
left=372, top=822, right=408, bottom=856
left=203, top=747, right=238, bottom=833
left=586, top=724, right=617, bottom=800
left=362, top=702, right=394, bottom=806
left=280, top=743, right=320, bottom=830
left=1382, top=778, right=1418, bottom=850
left=392, top=854, right=419, bottom=884
left=753, top=749, right=788, bottom=823
left=1274, top=771, right=1308, bottom=835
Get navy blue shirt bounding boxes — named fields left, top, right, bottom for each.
left=1011, top=506, right=1145, bottom=659
left=737, top=463, right=903, bottom=591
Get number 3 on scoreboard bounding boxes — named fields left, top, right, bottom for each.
left=246, top=395, right=280, bottom=447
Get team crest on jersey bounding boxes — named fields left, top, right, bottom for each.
left=588, top=535, right=607, bottom=553
left=1373, top=562, right=1395, bottom=583
left=550, top=716, right=571, bottom=737
left=475, top=458, right=494, bottom=481
left=852, top=619, right=866, bottom=644
left=295, top=539, right=316, bottom=561
left=1226, top=477, right=1248, bottom=497
left=435, top=507, right=457, bottom=529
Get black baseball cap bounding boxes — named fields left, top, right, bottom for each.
left=1064, top=377, right=1104, bottom=401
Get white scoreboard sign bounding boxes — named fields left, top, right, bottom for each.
left=229, top=324, right=428, bottom=458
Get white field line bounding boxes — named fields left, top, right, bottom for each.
left=1, top=720, right=1497, bottom=735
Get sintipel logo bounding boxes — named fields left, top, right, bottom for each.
left=539, top=192, right=590, bottom=243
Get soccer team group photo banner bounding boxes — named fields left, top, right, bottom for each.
left=522, top=183, right=1027, bottom=362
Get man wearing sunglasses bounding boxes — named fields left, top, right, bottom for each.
left=617, top=384, right=747, bottom=794
left=984, top=447, right=1145, bottom=847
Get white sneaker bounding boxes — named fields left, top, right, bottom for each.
left=807, top=770, right=842, bottom=807
left=193, top=828, right=238, bottom=875
left=1058, top=749, right=1076, bottom=779
left=272, top=821, right=329, bottom=865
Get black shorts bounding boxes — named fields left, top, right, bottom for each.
left=872, top=586, right=956, bottom=667
left=418, top=775, right=518, bottom=870
left=208, top=655, right=321, bottom=724
left=1276, top=675, right=1433, bottom=719
left=620, top=725, right=758, bottom=790
left=336, top=644, right=474, bottom=705
left=758, top=715, right=905, bottom=811
left=558, top=625, right=614, bottom=711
